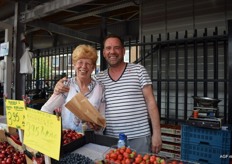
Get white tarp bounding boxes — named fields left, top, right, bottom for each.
left=19, top=48, right=33, bottom=74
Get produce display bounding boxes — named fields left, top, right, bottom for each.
left=62, top=129, right=83, bottom=145
left=97, top=146, right=166, bottom=164
left=0, top=127, right=194, bottom=164
left=0, top=141, right=26, bottom=164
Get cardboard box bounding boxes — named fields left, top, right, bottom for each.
left=161, top=134, right=181, bottom=143
left=0, top=128, right=23, bottom=151
left=162, top=142, right=181, bottom=152
left=161, top=124, right=181, bottom=136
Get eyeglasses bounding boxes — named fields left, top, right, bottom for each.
left=76, top=61, right=93, bottom=67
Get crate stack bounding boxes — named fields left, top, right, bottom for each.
left=181, top=124, right=232, bottom=164
left=158, top=124, right=181, bottom=159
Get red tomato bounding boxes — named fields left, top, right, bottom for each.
left=149, top=155, right=156, bottom=163
left=135, top=157, right=142, bottom=163
left=140, top=161, right=146, bottom=164
left=120, top=148, right=125, bottom=154
left=105, top=154, right=110, bottom=159
left=108, top=158, right=115, bottom=162
left=123, top=152, right=130, bottom=159
left=109, top=150, right=114, bottom=154
left=118, top=154, right=123, bottom=161
left=121, top=160, right=126, bottom=164
left=125, top=158, right=131, bottom=164
left=172, top=161, right=178, bottom=164
left=110, top=152, right=118, bottom=160
left=126, top=147, right=132, bottom=154
left=116, top=149, right=121, bottom=155
left=143, top=154, right=150, bottom=161
left=137, top=154, right=143, bottom=159
left=114, top=160, right=121, bottom=164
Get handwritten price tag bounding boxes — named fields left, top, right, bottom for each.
left=5, top=99, right=25, bottom=129
left=24, top=108, right=62, bottom=160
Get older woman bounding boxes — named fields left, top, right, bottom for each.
left=41, top=44, right=105, bottom=133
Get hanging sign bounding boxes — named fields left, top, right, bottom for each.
left=0, top=42, right=9, bottom=57
left=23, top=108, right=62, bottom=160
left=5, top=99, right=26, bottom=129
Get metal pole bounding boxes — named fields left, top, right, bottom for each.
left=0, top=22, right=13, bottom=115
left=228, top=19, right=232, bottom=124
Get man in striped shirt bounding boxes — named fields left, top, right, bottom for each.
left=95, top=34, right=162, bottom=153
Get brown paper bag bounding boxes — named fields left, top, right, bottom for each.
left=65, top=93, right=106, bottom=128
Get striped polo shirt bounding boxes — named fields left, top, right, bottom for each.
left=96, top=63, right=152, bottom=139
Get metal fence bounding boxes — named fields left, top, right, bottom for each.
left=27, top=26, right=231, bottom=124
left=131, top=28, right=229, bottom=124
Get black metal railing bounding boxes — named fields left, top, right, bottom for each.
left=128, top=27, right=230, bottom=124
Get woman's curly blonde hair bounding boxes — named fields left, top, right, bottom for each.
left=72, top=44, right=98, bottom=66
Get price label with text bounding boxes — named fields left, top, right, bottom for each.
left=24, top=108, right=62, bottom=160
left=5, top=99, right=26, bottom=129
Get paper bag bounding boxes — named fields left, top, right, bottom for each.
left=65, top=93, right=106, bottom=128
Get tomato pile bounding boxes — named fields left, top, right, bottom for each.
left=62, top=129, right=83, bottom=145
left=0, top=141, right=26, bottom=164
left=103, top=146, right=166, bottom=164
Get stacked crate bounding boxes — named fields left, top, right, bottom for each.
left=181, top=124, right=232, bottom=164
left=159, top=124, right=181, bottom=159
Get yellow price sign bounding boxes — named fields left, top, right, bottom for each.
left=24, top=108, right=62, bottom=160
left=5, top=99, right=26, bottom=129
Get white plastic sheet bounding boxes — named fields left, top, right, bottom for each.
left=19, top=48, right=33, bottom=74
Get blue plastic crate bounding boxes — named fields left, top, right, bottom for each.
left=181, top=124, right=231, bottom=149
left=181, top=142, right=230, bottom=164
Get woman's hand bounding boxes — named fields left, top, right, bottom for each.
left=86, top=122, right=101, bottom=131
left=53, top=77, right=70, bottom=95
